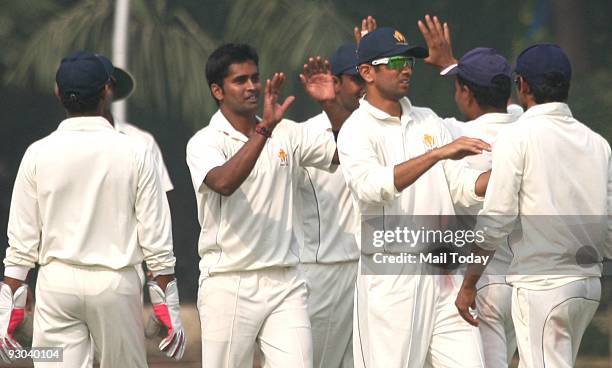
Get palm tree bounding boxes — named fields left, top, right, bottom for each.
left=5, top=0, right=218, bottom=129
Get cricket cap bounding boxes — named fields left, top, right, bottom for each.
left=357, top=27, right=428, bottom=65
left=514, top=43, right=572, bottom=86
left=441, top=47, right=511, bottom=87
left=330, top=42, right=359, bottom=76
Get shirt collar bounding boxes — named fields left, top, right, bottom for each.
left=360, top=96, right=414, bottom=125
left=57, top=116, right=114, bottom=132
left=113, top=119, right=128, bottom=133
left=471, top=112, right=517, bottom=126
left=209, top=110, right=260, bottom=143
left=519, top=102, right=573, bottom=121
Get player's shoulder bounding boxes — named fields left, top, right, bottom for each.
left=300, top=112, right=330, bottom=131
left=118, top=121, right=156, bottom=145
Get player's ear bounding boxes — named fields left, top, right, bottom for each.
left=211, top=83, right=224, bottom=102
left=332, top=75, right=342, bottom=93
left=359, top=64, right=374, bottom=83
left=53, top=84, right=61, bottom=101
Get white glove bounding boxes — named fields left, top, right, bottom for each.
left=146, top=280, right=186, bottom=360
left=0, top=283, right=28, bottom=363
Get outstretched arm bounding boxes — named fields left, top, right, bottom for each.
left=204, top=73, right=295, bottom=196
left=418, top=14, right=457, bottom=70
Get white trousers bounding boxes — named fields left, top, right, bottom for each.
left=197, top=267, right=313, bottom=368
left=300, top=261, right=357, bottom=368
left=354, top=272, right=485, bottom=368
left=511, top=277, right=600, bottom=368
left=33, top=261, right=147, bottom=368
left=476, top=280, right=516, bottom=367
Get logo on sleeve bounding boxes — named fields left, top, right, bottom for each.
left=278, top=149, right=289, bottom=166
left=423, top=134, right=436, bottom=151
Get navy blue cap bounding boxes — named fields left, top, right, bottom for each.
left=56, top=51, right=135, bottom=101
left=441, top=47, right=511, bottom=87
left=514, top=43, right=572, bottom=85
left=358, top=27, right=428, bottom=65
left=330, top=43, right=359, bottom=76
left=56, top=51, right=113, bottom=99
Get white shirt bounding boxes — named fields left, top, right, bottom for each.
left=476, top=103, right=610, bottom=289
left=115, top=120, right=173, bottom=192
left=337, top=97, right=483, bottom=253
left=4, top=117, right=176, bottom=280
left=443, top=112, right=519, bottom=281
left=186, top=110, right=336, bottom=277
left=296, top=112, right=359, bottom=264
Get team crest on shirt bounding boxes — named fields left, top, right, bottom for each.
left=423, top=134, right=435, bottom=151
left=278, top=148, right=289, bottom=166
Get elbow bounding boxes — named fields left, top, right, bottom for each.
left=214, top=180, right=238, bottom=197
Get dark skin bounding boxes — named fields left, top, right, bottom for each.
left=4, top=85, right=175, bottom=294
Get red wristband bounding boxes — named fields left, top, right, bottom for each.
left=255, top=124, right=272, bottom=138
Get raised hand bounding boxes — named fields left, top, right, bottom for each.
left=417, top=14, right=457, bottom=69
left=299, top=56, right=335, bottom=104
left=436, top=136, right=491, bottom=160
left=261, top=72, right=295, bottom=129
left=354, top=15, right=377, bottom=45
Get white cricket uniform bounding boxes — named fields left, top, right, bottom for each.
left=115, top=120, right=174, bottom=192
left=443, top=111, right=519, bottom=367
left=476, top=102, right=608, bottom=367
left=296, top=112, right=359, bottom=368
left=4, top=116, right=175, bottom=368
left=186, top=110, right=336, bottom=368
left=337, top=97, right=486, bottom=368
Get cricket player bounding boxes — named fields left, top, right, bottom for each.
left=456, top=44, right=608, bottom=368
left=296, top=43, right=363, bottom=368
left=103, top=66, right=174, bottom=193
left=186, top=43, right=337, bottom=368
left=0, top=51, right=185, bottom=367
left=337, top=27, right=491, bottom=368
left=418, top=16, right=519, bottom=366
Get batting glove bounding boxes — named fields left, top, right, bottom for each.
left=0, top=283, right=28, bottom=363
left=146, top=280, right=186, bottom=360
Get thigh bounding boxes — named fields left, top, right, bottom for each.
left=84, top=268, right=146, bottom=368
left=301, top=262, right=356, bottom=368
left=355, top=274, right=431, bottom=368
left=197, top=273, right=261, bottom=368
left=476, top=283, right=515, bottom=367
left=541, top=279, right=600, bottom=368
left=428, top=275, right=484, bottom=368
left=33, top=266, right=91, bottom=368
left=33, top=291, right=92, bottom=368
left=258, top=276, right=312, bottom=368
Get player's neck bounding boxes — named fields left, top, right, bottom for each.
left=365, top=93, right=402, bottom=118
left=220, top=106, right=258, bottom=137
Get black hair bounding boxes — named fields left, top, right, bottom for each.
left=524, top=72, right=570, bottom=103
left=457, top=74, right=511, bottom=110
left=60, top=88, right=104, bottom=114
left=205, top=43, right=259, bottom=103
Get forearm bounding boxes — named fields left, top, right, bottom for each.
left=321, top=101, right=352, bottom=132
left=393, top=149, right=443, bottom=191
left=461, top=244, right=495, bottom=288
left=204, top=129, right=269, bottom=196
left=475, top=170, right=491, bottom=197
left=3, top=276, right=26, bottom=293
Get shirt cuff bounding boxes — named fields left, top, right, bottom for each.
left=385, top=166, right=401, bottom=200
left=151, top=267, right=175, bottom=278
left=4, top=266, right=30, bottom=281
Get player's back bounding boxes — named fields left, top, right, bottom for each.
left=17, top=116, right=152, bottom=269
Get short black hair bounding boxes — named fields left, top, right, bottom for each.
left=205, top=43, right=259, bottom=90
left=59, top=88, right=104, bottom=114
left=523, top=72, right=570, bottom=103
left=457, top=74, right=511, bottom=110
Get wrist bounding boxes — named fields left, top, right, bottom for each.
left=255, top=123, right=273, bottom=138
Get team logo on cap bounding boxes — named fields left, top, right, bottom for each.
left=423, top=134, right=435, bottom=151
left=278, top=148, right=288, bottom=166
left=394, top=30, right=408, bottom=45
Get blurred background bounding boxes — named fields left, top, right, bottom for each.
left=1, top=0, right=611, bottom=366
